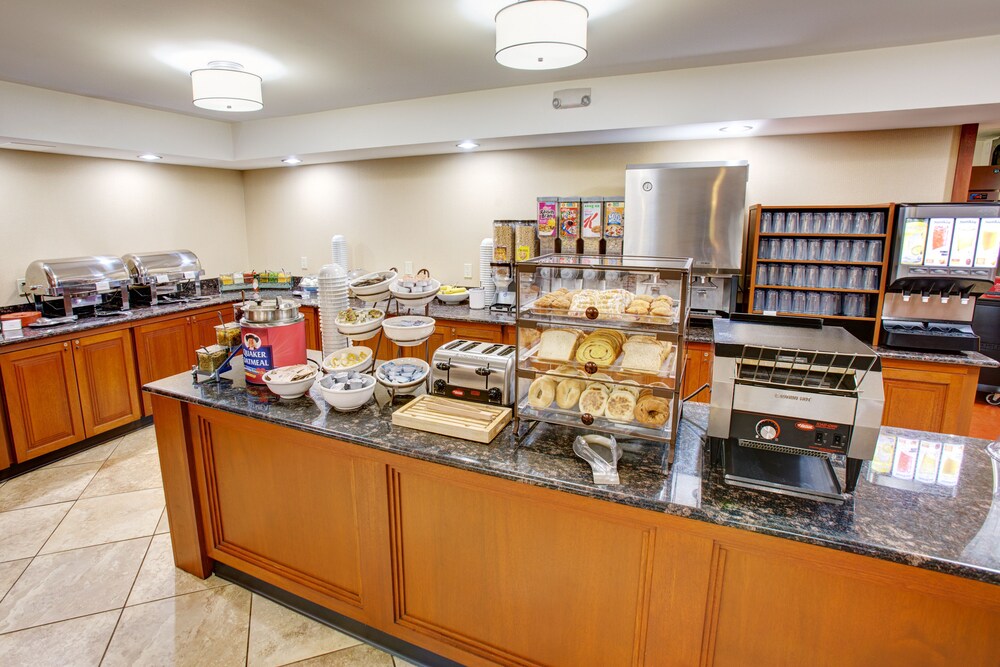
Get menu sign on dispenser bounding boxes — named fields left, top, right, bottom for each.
left=900, top=218, right=928, bottom=265
left=949, top=218, right=980, bottom=267
left=975, top=218, right=1000, bottom=267
left=924, top=218, right=955, bottom=266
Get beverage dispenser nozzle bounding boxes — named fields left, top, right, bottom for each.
left=920, top=290, right=930, bottom=304
left=960, top=286, right=974, bottom=305
left=901, top=288, right=912, bottom=303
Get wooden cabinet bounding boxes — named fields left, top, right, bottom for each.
left=73, top=330, right=142, bottom=436
left=880, top=357, right=980, bottom=435
left=301, top=305, right=320, bottom=351
left=190, top=309, right=228, bottom=349
left=0, top=329, right=141, bottom=462
left=375, top=319, right=505, bottom=361
left=160, top=402, right=1000, bottom=667
left=682, top=341, right=713, bottom=403
left=0, top=388, right=12, bottom=471
left=134, top=315, right=195, bottom=414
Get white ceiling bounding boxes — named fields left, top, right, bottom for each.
left=3, top=0, right=1000, bottom=120
left=2, top=0, right=1000, bottom=167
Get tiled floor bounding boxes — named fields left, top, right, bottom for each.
left=970, top=393, right=1000, bottom=441
left=0, top=427, right=418, bottom=667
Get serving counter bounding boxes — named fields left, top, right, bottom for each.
left=145, top=369, right=1000, bottom=667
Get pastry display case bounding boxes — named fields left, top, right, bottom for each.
left=513, top=254, right=692, bottom=470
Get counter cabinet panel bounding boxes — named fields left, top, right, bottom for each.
left=134, top=315, right=195, bottom=415
left=73, top=329, right=142, bottom=436
left=880, top=357, right=979, bottom=435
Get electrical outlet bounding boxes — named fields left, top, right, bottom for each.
left=300, top=256, right=308, bottom=270
left=463, top=263, right=472, bottom=279
left=15, top=277, right=25, bottom=295
left=404, top=260, right=413, bottom=275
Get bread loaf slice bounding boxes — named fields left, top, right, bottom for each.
left=537, top=329, right=581, bottom=362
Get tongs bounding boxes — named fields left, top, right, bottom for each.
left=573, top=434, right=623, bottom=485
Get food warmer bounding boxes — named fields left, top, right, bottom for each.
left=122, top=249, right=205, bottom=305
left=708, top=315, right=885, bottom=503
left=513, top=254, right=692, bottom=473
left=24, top=255, right=132, bottom=314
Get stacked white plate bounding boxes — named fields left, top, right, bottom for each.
left=317, top=263, right=350, bottom=356
left=479, top=238, right=495, bottom=307
left=331, top=235, right=349, bottom=273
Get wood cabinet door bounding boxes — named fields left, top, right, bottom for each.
left=682, top=342, right=713, bottom=403
left=190, top=308, right=227, bottom=350
left=0, top=340, right=85, bottom=461
left=881, top=360, right=978, bottom=435
left=450, top=321, right=504, bottom=344
left=134, top=316, right=195, bottom=414
left=301, top=306, right=320, bottom=351
left=0, top=386, right=12, bottom=471
left=73, top=329, right=142, bottom=437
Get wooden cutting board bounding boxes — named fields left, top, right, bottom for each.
left=391, top=395, right=511, bottom=443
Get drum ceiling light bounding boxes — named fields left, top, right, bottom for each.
left=191, top=61, right=263, bottom=112
left=495, top=0, right=588, bottom=70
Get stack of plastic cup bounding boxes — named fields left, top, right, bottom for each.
left=330, top=235, right=349, bottom=274
left=480, top=238, right=496, bottom=306
left=318, top=263, right=350, bottom=356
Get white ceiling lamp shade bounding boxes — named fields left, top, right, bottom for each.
left=495, top=0, right=588, bottom=71
left=190, top=61, right=263, bottom=112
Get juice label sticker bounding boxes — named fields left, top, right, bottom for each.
left=559, top=201, right=580, bottom=239
left=949, top=218, right=980, bottom=267
left=891, top=437, right=919, bottom=480
left=870, top=434, right=897, bottom=475
left=974, top=218, right=1000, bottom=268
left=900, top=218, right=928, bottom=265
left=937, top=443, right=964, bottom=486
left=537, top=201, right=558, bottom=238
left=923, top=218, right=954, bottom=266
left=581, top=201, right=603, bottom=239
left=604, top=201, right=625, bottom=238
left=915, top=441, right=943, bottom=484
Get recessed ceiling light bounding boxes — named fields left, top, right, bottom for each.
left=719, top=125, right=754, bottom=133
left=281, top=157, right=302, bottom=165
left=137, top=154, right=162, bottom=160
left=457, top=141, right=479, bottom=150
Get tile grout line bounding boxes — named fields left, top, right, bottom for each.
left=0, top=607, right=124, bottom=638
left=34, top=520, right=166, bottom=559
left=245, top=590, right=254, bottom=666
left=98, top=533, right=153, bottom=666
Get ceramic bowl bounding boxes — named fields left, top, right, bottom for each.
left=382, top=315, right=435, bottom=344
left=262, top=365, right=320, bottom=399
left=349, top=270, right=396, bottom=296
left=321, top=346, right=374, bottom=374
left=374, top=358, right=429, bottom=395
left=318, top=373, right=376, bottom=412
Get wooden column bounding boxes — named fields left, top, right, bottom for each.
left=951, top=123, right=979, bottom=202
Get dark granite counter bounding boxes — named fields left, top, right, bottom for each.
left=874, top=345, right=999, bottom=368
left=146, top=367, right=1000, bottom=585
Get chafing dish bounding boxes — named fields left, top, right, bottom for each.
left=24, top=255, right=131, bottom=314
left=122, top=249, right=204, bottom=305
left=708, top=315, right=884, bottom=503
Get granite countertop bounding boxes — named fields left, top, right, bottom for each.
left=146, top=368, right=1000, bottom=585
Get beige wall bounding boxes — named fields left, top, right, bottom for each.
left=0, top=150, right=248, bottom=306
left=243, top=127, right=957, bottom=286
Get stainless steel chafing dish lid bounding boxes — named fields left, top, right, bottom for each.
left=24, top=255, right=131, bottom=295
left=242, top=300, right=301, bottom=323
left=122, top=250, right=203, bottom=285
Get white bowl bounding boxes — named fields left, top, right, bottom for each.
left=262, top=365, right=320, bottom=399
left=389, top=278, right=441, bottom=308
left=356, top=289, right=391, bottom=304
left=382, top=315, right=436, bottom=344
left=321, top=346, right=374, bottom=374
left=319, top=374, right=376, bottom=412
left=349, top=270, right=396, bottom=296
left=375, top=358, right=429, bottom=394
left=437, top=290, right=469, bottom=304
left=334, top=309, right=384, bottom=336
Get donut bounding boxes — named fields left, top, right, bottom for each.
left=528, top=377, right=556, bottom=408
left=555, top=378, right=585, bottom=409
left=634, top=390, right=671, bottom=427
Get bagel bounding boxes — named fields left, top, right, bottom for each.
left=634, top=390, right=671, bottom=427
left=555, top=378, right=585, bottom=409
left=528, top=377, right=556, bottom=409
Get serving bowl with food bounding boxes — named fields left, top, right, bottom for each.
left=349, top=270, right=396, bottom=296
left=436, top=285, right=469, bottom=304
left=382, top=315, right=436, bottom=345
left=335, top=307, right=385, bottom=339
left=375, top=358, right=429, bottom=394
left=389, top=271, right=441, bottom=308
left=321, top=345, right=374, bottom=374
left=319, top=371, right=376, bottom=412
left=262, top=364, right=321, bottom=399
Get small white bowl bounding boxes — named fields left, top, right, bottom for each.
left=390, top=278, right=441, bottom=308
left=356, top=289, right=391, bottom=304
left=262, top=365, right=320, bottom=399
left=319, top=374, right=376, bottom=412
left=375, top=358, right=429, bottom=394
left=437, top=291, right=469, bottom=304
left=322, top=346, right=374, bottom=374
left=382, top=315, right=436, bottom=344
left=349, top=270, right=397, bottom=297
left=335, top=309, right=384, bottom=337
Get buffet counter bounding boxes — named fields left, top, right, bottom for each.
left=145, top=369, right=1000, bottom=667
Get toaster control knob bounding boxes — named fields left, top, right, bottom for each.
left=435, top=362, right=450, bottom=371
left=475, top=367, right=491, bottom=376
left=433, top=379, right=446, bottom=393
left=756, top=419, right=780, bottom=441
left=488, top=388, right=502, bottom=401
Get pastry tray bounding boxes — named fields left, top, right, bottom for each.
left=516, top=401, right=673, bottom=443
left=518, top=343, right=678, bottom=387
left=518, top=305, right=681, bottom=335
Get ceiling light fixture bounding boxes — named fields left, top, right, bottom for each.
left=495, top=0, right=588, bottom=70
left=456, top=141, right=479, bottom=150
left=281, top=157, right=302, bottom=165
left=137, top=153, right=162, bottom=161
left=719, top=125, right=754, bottom=133
left=191, top=61, right=263, bottom=112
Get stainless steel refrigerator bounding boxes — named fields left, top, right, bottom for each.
left=624, top=161, right=749, bottom=318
